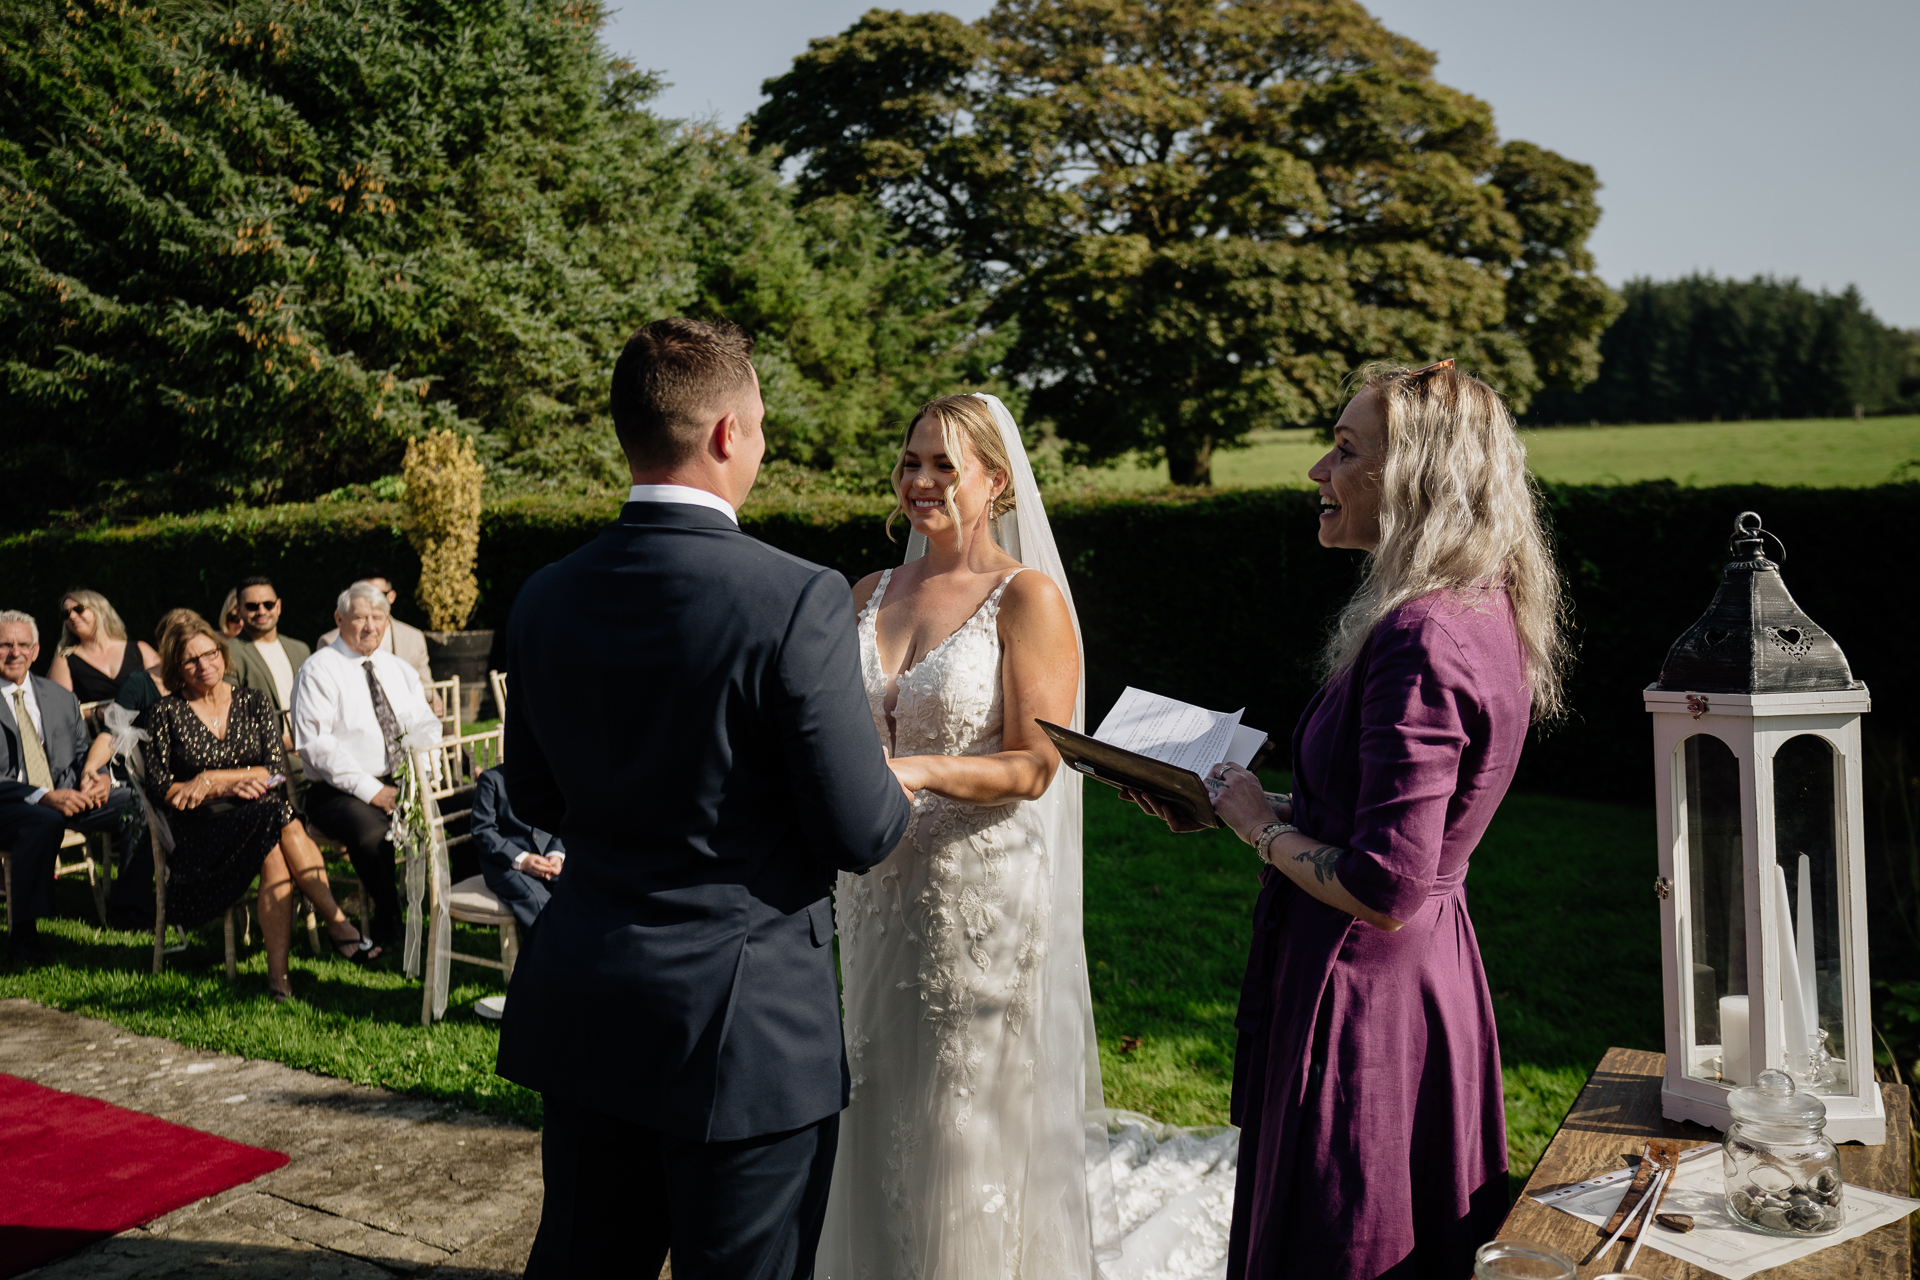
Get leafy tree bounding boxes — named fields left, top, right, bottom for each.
left=753, top=0, right=1619, bottom=483
left=1527, top=275, right=1911, bottom=424
left=0, top=0, right=983, bottom=529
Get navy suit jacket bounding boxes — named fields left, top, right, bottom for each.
left=496, top=501, right=910, bottom=1142
left=471, top=766, right=563, bottom=932
left=0, top=675, right=91, bottom=805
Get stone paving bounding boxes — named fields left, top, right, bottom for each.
left=0, top=998, right=547, bottom=1278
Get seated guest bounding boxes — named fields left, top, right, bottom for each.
left=48, top=590, right=160, bottom=703
left=317, top=572, right=442, bottom=716
left=470, top=764, right=564, bottom=932
left=217, top=589, right=244, bottom=639
left=114, top=608, right=208, bottom=719
left=143, top=617, right=380, bottom=998
left=292, top=582, right=442, bottom=951
left=0, top=609, right=134, bottom=966
left=227, top=576, right=310, bottom=714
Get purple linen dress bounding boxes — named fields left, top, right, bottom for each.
left=1226, top=588, right=1532, bottom=1279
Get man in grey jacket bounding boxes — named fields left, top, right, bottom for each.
left=0, top=610, right=131, bottom=965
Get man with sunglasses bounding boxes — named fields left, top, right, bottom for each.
left=226, top=576, right=312, bottom=714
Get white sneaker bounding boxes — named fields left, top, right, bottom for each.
left=474, top=995, right=507, bottom=1021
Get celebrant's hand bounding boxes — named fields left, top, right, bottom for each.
left=1120, top=788, right=1210, bottom=834
left=370, top=785, right=399, bottom=815
left=1206, top=763, right=1273, bottom=841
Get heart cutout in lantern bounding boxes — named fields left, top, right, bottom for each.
left=1703, top=628, right=1731, bottom=650
left=1775, top=627, right=1803, bottom=646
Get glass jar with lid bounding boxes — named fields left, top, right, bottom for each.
left=1473, top=1240, right=1575, bottom=1280
left=1723, top=1068, right=1844, bottom=1235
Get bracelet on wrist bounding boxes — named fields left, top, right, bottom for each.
left=1254, top=821, right=1297, bottom=864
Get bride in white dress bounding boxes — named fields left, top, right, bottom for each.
left=819, top=393, right=1242, bottom=1280
left=818, top=393, right=1115, bottom=1279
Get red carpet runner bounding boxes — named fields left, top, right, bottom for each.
left=0, top=1072, right=290, bottom=1277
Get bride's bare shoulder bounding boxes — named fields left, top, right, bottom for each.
left=997, top=567, right=1071, bottom=632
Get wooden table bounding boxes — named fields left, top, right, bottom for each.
left=1497, top=1047, right=1914, bottom=1278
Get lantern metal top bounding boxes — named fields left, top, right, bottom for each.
left=1655, top=511, right=1859, bottom=695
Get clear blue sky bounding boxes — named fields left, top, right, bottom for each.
left=605, top=0, right=1920, bottom=328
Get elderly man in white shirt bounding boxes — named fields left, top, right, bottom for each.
left=291, top=582, right=442, bottom=950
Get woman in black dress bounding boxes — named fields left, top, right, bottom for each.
left=50, top=589, right=159, bottom=702
left=143, top=617, right=380, bottom=999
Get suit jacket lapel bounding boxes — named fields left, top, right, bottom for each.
left=0, top=688, right=18, bottom=779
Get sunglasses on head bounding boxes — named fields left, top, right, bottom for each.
left=1407, top=358, right=1455, bottom=378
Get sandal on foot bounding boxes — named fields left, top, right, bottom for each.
left=329, top=926, right=384, bottom=966
left=268, top=984, right=295, bottom=1004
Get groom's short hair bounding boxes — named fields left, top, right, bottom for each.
left=611, top=318, right=757, bottom=470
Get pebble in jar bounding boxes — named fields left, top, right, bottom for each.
left=1723, top=1068, right=1844, bottom=1236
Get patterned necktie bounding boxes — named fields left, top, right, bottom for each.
left=362, top=661, right=404, bottom=777
left=12, top=689, right=54, bottom=790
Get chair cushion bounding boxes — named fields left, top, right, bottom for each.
left=447, top=874, right=515, bottom=925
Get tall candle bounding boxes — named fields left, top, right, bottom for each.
left=1774, top=863, right=1812, bottom=1064
left=1721, top=995, right=1751, bottom=1086
left=1796, top=853, right=1819, bottom=1025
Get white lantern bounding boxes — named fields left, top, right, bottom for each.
left=1647, top=512, right=1884, bottom=1144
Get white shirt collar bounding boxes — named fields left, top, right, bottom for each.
left=626, top=484, right=739, bottom=527
left=1, top=677, right=29, bottom=697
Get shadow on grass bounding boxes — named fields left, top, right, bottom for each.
left=0, top=887, right=541, bottom=1128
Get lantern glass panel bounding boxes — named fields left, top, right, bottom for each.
left=1681, top=733, right=1748, bottom=1086
left=1772, top=733, right=1849, bottom=1093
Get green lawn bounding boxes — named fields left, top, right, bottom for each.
left=1079, top=414, right=1920, bottom=492
left=3, top=780, right=1663, bottom=1195
left=1082, top=775, right=1662, bottom=1192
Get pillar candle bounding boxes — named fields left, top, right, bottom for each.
left=1796, top=853, right=1819, bottom=1024
left=1774, top=863, right=1812, bottom=1065
left=1721, top=995, right=1751, bottom=1086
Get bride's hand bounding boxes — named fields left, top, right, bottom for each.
left=888, top=756, right=930, bottom=799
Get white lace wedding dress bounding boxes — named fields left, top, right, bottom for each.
left=820, top=565, right=1098, bottom=1279
left=817, top=393, right=1240, bottom=1280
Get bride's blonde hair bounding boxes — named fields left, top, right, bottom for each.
left=885, top=394, right=1015, bottom=541
left=1321, top=362, right=1569, bottom=722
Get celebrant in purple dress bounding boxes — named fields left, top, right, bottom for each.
left=1129, top=360, right=1567, bottom=1278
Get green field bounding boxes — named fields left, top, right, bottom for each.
left=1081, top=414, right=1920, bottom=491
left=3, top=777, right=1661, bottom=1194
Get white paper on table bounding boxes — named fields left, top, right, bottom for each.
left=1093, top=687, right=1246, bottom=775
left=1531, top=1145, right=1920, bottom=1280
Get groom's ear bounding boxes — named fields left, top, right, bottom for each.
left=706, top=409, right=738, bottom=459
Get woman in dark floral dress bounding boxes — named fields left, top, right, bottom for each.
left=144, top=617, right=380, bottom=999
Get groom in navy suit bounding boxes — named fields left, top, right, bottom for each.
left=498, top=317, right=910, bottom=1279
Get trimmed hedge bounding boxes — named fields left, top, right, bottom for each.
left=3, top=482, right=1913, bottom=802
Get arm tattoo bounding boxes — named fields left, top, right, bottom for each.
left=1294, top=844, right=1345, bottom=886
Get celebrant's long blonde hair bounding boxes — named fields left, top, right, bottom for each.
left=1320, top=362, right=1569, bottom=722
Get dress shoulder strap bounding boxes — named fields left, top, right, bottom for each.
left=983, top=568, right=1026, bottom=617
left=861, top=568, right=895, bottom=621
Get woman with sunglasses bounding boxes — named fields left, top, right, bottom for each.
left=142, top=615, right=380, bottom=1001
left=49, top=589, right=159, bottom=702
left=1127, top=361, right=1568, bottom=1279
